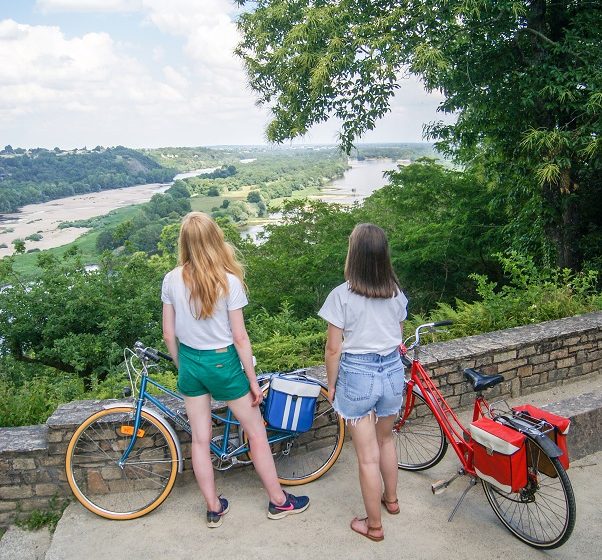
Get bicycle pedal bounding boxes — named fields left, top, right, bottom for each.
left=431, top=480, right=448, bottom=495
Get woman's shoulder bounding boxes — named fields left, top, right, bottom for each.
left=163, top=266, right=183, bottom=283
left=225, top=272, right=244, bottom=287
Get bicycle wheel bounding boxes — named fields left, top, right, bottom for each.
left=394, top=388, right=448, bottom=470
left=246, top=386, right=345, bottom=485
left=66, top=406, right=179, bottom=520
left=482, top=436, right=576, bottom=549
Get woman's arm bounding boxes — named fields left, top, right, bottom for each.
left=325, top=323, right=343, bottom=403
left=162, top=303, right=179, bottom=369
left=228, top=307, right=262, bottom=406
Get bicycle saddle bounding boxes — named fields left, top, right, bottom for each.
left=463, top=368, right=504, bottom=391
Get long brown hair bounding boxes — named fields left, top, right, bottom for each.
left=178, top=212, right=245, bottom=318
left=344, top=223, right=400, bottom=298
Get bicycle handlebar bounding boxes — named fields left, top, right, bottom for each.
left=134, top=341, right=173, bottom=363
left=404, top=320, right=454, bottom=351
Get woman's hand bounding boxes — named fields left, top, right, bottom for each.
left=249, top=382, right=264, bottom=407
left=328, top=384, right=336, bottom=404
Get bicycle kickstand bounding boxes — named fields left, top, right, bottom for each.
left=447, top=478, right=478, bottom=522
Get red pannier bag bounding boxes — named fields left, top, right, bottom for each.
left=513, top=404, right=570, bottom=471
left=470, top=417, right=527, bottom=493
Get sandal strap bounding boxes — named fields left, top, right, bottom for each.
left=382, top=496, right=399, bottom=504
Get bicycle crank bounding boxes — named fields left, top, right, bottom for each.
left=431, top=468, right=464, bottom=494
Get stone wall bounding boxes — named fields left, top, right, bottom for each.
left=1, top=311, right=601, bottom=526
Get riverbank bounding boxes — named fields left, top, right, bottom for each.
left=0, top=168, right=218, bottom=258
left=0, top=158, right=400, bottom=257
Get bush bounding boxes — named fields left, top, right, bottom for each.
left=407, top=252, right=602, bottom=342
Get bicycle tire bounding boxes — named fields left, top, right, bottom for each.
left=65, top=406, right=179, bottom=520
left=246, top=386, right=345, bottom=485
left=482, top=436, right=576, bottom=549
left=394, top=388, right=448, bottom=470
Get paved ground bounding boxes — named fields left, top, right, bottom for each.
left=1, top=447, right=598, bottom=560
left=2, top=373, right=601, bottom=560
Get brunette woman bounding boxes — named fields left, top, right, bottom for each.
left=319, top=223, right=407, bottom=541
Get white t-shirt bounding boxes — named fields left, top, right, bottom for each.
left=161, top=267, right=248, bottom=350
left=318, top=282, right=408, bottom=355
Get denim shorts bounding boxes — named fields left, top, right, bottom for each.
left=333, top=350, right=405, bottom=421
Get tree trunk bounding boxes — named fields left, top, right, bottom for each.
left=542, top=175, right=580, bottom=269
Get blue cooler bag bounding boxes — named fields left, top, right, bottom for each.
left=264, top=374, right=322, bottom=432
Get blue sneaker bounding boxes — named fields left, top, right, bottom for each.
left=206, top=496, right=229, bottom=528
left=267, top=491, right=310, bottom=519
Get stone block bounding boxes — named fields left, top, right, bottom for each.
left=532, top=363, right=551, bottom=374
left=550, top=348, right=569, bottom=360
left=528, top=352, right=550, bottom=365
left=493, top=350, right=517, bottom=363
left=0, top=485, right=34, bottom=499
left=0, top=501, right=17, bottom=512
left=517, top=365, right=533, bottom=377
left=446, top=371, right=465, bottom=384
left=12, top=458, right=36, bottom=471
left=497, top=358, right=528, bottom=373
left=35, top=483, right=60, bottom=497
left=521, top=374, right=542, bottom=388
left=47, top=430, right=66, bottom=443
left=518, top=345, right=537, bottom=358
left=556, top=357, right=575, bottom=369
left=549, top=368, right=568, bottom=382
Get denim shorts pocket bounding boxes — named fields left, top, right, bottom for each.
left=387, top=371, right=405, bottom=397
left=341, top=365, right=374, bottom=401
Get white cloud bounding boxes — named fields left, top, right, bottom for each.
left=36, top=0, right=143, bottom=13
left=1, top=2, right=449, bottom=148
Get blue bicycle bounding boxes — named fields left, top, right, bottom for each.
left=65, top=342, right=345, bottom=520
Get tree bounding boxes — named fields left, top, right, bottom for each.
left=0, top=252, right=167, bottom=386
left=11, top=239, right=25, bottom=254
left=247, top=190, right=262, bottom=203
left=236, top=1, right=602, bottom=268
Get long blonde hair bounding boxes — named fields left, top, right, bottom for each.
left=178, top=212, right=245, bottom=319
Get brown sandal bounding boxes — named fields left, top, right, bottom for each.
left=350, top=517, right=384, bottom=542
left=381, top=495, right=400, bottom=515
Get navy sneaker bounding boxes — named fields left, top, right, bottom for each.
left=206, top=496, right=229, bottom=528
left=267, top=491, right=310, bottom=520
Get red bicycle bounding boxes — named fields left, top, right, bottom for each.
left=394, top=321, right=576, bottom=549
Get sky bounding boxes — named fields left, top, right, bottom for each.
left=0, top=0, right=452, bottom=149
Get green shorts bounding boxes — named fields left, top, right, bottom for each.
left=177, top=343, right=250, bottom=401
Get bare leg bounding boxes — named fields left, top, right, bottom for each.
left=376, top=415, right=398, bottom=504
left=184, top=394, right=221, bottom=511
left=227, top=393, right=286, bottom=505
left=349, top=414, right=384, bottom=538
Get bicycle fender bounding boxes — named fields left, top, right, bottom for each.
left=528, top=432, right=563, bottom=458
left=103, top=402, right=185, bottom=473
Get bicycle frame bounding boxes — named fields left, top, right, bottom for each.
left=399, top=357, right=487, bottom=477
left=120, top=364, right=302, bottom=467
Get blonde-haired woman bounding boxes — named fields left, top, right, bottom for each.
left=162, top=212, right=309, bottom=527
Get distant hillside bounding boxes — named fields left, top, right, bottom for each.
left=0, top=146, right=176, bottom=213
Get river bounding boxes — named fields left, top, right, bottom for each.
left=241, top=158, right=401, bottom=240
left=0, top=159, right=400, bottom=256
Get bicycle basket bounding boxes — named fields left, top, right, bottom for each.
left=264, top=374, right=322, bottom=433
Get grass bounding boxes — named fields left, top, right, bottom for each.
left=11, top=205, right=141, bottom=277
left=15, top=496, right=70, bottom=533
